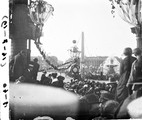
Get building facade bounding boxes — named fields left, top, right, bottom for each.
left=83, top=56, right=121, bottom=75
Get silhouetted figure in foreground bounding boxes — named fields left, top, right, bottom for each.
left=10, top=50, right=27, bottom=82
left=115, top=87, right=142, bottom=119
left=127, top=48, right=142, bottom=94
left=116, top=47, right=136, bottom=103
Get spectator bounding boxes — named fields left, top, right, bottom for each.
left=116, top=47, right=136, bottom=103
left=51, top=73, right=58, bottom=82
left=23, top=66, right=33, bottom=83
left=10, top=50, right=27, bottom=82
left=41, top=73, right=53, bottom=86
left=127, top=48, right=142, bottom=94
left=40, top=71, right=47, bottom=85
left=30, top=58, right=40, bottom=81
left=47, top=74, right=52, bottom=85
left=52, top=75, right=65, bottom=88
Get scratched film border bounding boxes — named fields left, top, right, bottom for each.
left=0, top=0, right=9, bottom=120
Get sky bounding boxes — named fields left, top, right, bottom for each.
left=31, top=0, right=137, bottom=62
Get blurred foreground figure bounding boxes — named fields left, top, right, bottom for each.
left=11, top=83, right=120, bottom=120
left=10, top=50, right=27, bottom=82
left=127, top=96, right=142, bottom=119
left=115, top=87, right=142, bottom=119
left=10, top=83, right=80, bottom=120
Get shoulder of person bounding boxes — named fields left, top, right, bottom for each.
left=122, top=57, right=129, bottom=62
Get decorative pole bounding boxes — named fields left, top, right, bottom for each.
left=80, top=32, right=85, bottom=79
left=109, top=0, right=142, bottom=49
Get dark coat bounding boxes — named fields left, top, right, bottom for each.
left=127, top=56, right=142, bottom=91
left=116, top=56, right=136, bottom=102
left=12, top=53, right=26, bottom=80
left=128, top=56, right=142, bottom=84
left=40, top=74, right=47, bottom=84
left=52, top=80, right=64, bottom=88
left=30, top=61, right=40, bottom=80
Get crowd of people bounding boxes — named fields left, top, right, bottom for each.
left=9, top=47, right=142, bottom=119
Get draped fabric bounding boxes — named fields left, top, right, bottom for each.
left=114, top=0, right=142, bottom=26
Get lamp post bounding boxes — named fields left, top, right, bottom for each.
left=109, top=0, right=142, bottom=49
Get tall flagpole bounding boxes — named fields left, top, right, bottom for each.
left=81, top=31, right=84, bottom=79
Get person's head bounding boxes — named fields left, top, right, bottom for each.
left=133, top=48, right=142, bottom=57
left=57, top=75, right=65, bottom=81
left=34, top=58, right=38, bottom=63
left=123, top=47, right=132, bottom=56
left=102, top=100, right=119, bottom=118
left=20, top=50, right=26, bottom=57
left=52, top=73, right=57, bottom=78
